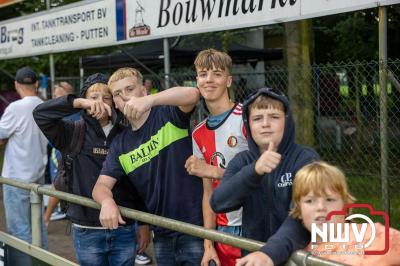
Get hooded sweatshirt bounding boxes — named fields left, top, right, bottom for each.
left=210, top=88, right=320, bottom=265
left=33, top=94, right=147, bottom=226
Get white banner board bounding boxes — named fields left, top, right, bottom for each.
left=118, top=0, right=399, bottom=43
left=0, top=0, right=116, bottom=59
left=0, top=0, right=399, bottom=59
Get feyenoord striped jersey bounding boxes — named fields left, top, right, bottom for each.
left=192, top=103, right=248, bottom=226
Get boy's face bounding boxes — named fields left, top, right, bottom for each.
left=299, top=189, right=345, bottom=235
left=196, top=66, right=232, bottom=102
left=109, top=76, right=146, bottom=111
left=86, top=85, right=113, bottom=121
left=249, top=107, right=285, bottom=151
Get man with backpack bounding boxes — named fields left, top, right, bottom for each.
left=33, top=73, right=150, bottom=266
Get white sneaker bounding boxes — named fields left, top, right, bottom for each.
left=50, top=211, right=66, bottom=221
left=135, top=252, right=152, bottom=265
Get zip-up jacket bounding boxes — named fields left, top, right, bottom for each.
left=210, top=88, right=320, bottom=265
left=33, top=95, right=147, bottom=226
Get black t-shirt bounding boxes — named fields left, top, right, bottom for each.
left=102, top=106, right=203, bottom=236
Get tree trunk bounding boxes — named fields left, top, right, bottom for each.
left=285, top=19, right=315, bottom=146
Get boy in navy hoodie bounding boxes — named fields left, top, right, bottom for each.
left=210, top=88, right=319, bottom=265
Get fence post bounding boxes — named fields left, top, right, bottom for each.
left=378, top=6, right=389, bottom=215
left=163, top=38, right=171, bottom=89
left=30, top=188, right=42, bottom=247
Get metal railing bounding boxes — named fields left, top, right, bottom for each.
left=0, top=232, right=78, bottom=266
left=0, top=177, right=345, bottom=266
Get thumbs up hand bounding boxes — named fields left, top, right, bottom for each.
left=255, top=142, right=281, bottom=175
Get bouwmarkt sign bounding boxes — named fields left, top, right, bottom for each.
left=1, top=0, right=399, bottom=59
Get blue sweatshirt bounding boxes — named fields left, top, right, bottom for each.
left=210, top=88, right=320, bottom=265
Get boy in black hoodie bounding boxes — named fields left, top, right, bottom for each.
left=33, top=74, right=149, bottom=266
left=210, top=88, right=319, bottom=265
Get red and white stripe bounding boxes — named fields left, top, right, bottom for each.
left=192, top=104, right=248, bottom=226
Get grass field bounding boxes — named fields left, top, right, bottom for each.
left=347, top=174, right=400, bottom=230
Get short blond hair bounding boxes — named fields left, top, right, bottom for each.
left=194, top=49, right=232, bottom=72
left=289, top=161, right=355, bottom=219
left=108, top=67, right=143, bottom=87
left=248, top=95, right=285, bottom=113
left=86, top=83, right=109, bottom=96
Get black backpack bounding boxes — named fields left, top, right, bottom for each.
left=53, top=119, right=85, bottom=212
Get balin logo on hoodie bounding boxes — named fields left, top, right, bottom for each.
left=277, top=173, right=292, bottom=188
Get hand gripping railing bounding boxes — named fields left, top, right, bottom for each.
left=0, top=177, right=346, bottom=266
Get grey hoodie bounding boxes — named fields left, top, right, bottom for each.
left=210, top=88, right=320, bottom=265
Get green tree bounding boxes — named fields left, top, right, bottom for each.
left=313, top=6, right=400, bottom=63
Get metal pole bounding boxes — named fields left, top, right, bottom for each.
left=163, top=38, right=171, bottom=89
left=378, top=6, right=389, bottom=215
left=79, top=56, right=84, bottom=92
left=0, top=177, right=262, bottom=252
left=30, top=187, right=42, bottom=247
left=49, top=55, right=55, bottom=92
left=46, top=0, right=55, bottom=95
left=0, top=232, right=78, bottom=266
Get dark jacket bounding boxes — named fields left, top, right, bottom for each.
left=210, top=88, right=320, bottom=265
left=33, top=95, right=146, bottom=226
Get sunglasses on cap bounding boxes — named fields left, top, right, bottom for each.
left=244, top=87, right=287, bottom=106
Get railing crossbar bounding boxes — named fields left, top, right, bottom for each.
left=0, top=177, right=346, bottom=266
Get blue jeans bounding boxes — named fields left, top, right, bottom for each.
left=3, top=184, right=49, bottom=266
left=72, top=224, right=137, bottom=266
left=153, top=233, right=203, bottom=266
left=2, top=185, right=48, bottom=246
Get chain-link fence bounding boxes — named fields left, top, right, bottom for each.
left=258, top=60, right=399, bottom=229
left=55, top=59, right=400, bottom=228
left=167, top=59, right=400, bottom=227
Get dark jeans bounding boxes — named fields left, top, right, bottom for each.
left=72, top=224, right=136, bottom=266
left=153, top=233, right=203, bottom=266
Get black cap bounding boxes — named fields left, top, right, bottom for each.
left=15, top=66, right=37, bottom=85
left=80, top=73, right=109, bottom=97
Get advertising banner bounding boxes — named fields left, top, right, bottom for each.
left=0, top=0, right=398, bottom=59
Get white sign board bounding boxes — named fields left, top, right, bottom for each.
left=118, top=0, right=398, bottom=43
left=0, top=0, right=399, bottom=59
left=0, top=0, right=115, bottom=59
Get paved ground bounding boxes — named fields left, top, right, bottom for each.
left=0, top=186, right=156, bottom=265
